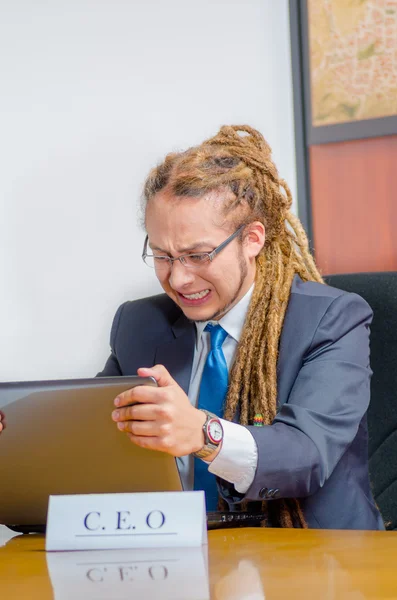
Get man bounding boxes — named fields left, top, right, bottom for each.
left=0, top=412, right=5, bottom=435
left=99, top=125, right=384, bottom=529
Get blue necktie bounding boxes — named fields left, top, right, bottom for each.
left=194, top=323, right=228, bottom=511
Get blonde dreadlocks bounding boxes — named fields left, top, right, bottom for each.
left=143, top=125, right=324, bottom=528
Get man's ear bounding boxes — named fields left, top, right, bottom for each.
left=244, top=221, right=265, bottom=258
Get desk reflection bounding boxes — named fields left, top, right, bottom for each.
left=208, top=530, right=377, bottom=600
left=213, top=559, right=265, bottom=600
left=211, top=553, right=367, bottom=600
left=47, top=545, right=209, bottom=600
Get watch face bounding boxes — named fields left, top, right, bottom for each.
left=207, top=419, right=223, bottom=444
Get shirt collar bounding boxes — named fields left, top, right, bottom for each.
left=194, top=284, right=255, bottom=349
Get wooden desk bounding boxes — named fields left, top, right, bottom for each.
left=1, top=527, right=396, bottom=599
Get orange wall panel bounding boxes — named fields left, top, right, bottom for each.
left=309, top=135, right=397, bottom=275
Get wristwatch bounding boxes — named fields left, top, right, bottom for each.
left=193, top=410, right=224, bottom=459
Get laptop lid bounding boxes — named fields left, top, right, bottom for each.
left=0, top=377, right=182, bottom=528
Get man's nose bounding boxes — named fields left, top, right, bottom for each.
left=168, top=259, right=195, bottom=289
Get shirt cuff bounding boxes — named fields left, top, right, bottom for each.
left=206, top=419, right=258, bottom=493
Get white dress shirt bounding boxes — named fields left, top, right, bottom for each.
left=176, top=284, right=258, bottom=494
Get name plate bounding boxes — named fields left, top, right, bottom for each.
left=46, top=491, right=207, bottom=552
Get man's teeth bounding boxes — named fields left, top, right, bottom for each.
left=182, top=290, right=210, bottom=300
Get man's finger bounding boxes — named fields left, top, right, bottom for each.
left=112, top=403, right=157, bottom=422
left=137, top=365, right=177, bottom=388
left=128, top=434, right=162, bottom=451
left=118, top=420, right=157, bottom=436
left=114, top=384, right=160, bottom=408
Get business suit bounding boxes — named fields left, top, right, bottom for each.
left=99, top=275, right=384, bottom=530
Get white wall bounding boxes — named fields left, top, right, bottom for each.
left=0, top=0, right=296, bottom=381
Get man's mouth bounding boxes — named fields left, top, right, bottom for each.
left=180, top=289, right=210, bottom=300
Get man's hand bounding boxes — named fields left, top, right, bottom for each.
left=111, top=365, right=208, bottom=457
left=0, top=410, right=6, bottom=434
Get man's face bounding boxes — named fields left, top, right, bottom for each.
left=145, top=190, right=265, bottom=322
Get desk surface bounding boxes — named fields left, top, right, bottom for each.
left=1, top=527, right=396, bottom=599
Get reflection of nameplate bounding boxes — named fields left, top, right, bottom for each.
left=46, top=491, right=207, bottom=551
left=46, top=546, right=210, bottom=600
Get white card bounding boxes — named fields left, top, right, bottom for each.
left=46, top=545, right=210, bottom=600
left=46, top=491, right=207, bottom=552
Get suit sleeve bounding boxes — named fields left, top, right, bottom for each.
left=96, top=304, right=125, bottom=377
left=218, top=292, right=373, bottom=503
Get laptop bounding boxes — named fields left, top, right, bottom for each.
left=0, top=376, right=182, bottom=532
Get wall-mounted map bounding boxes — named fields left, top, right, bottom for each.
left=308, top=0, right=397, bottom=126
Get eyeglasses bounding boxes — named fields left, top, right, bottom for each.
left=142, top=224, right=245, bottom=270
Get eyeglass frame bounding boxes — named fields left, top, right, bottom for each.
left=141, top=224, right=246, bottom=270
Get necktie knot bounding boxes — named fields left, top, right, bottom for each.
left=205, top=323, right=228, bottom=350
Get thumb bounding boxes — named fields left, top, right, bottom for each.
left=137, top=365, right=177, bottom=388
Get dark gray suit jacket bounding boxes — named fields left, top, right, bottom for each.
left=99, top=276, right=384, bottom=530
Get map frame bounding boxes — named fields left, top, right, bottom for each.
left=298, top=0, right=397, bottom=144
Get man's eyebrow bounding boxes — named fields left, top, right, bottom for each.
left=149, top=241, right=215, bottom=254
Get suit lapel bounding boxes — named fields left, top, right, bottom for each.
left=154, top=314, right=195, bottom=395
